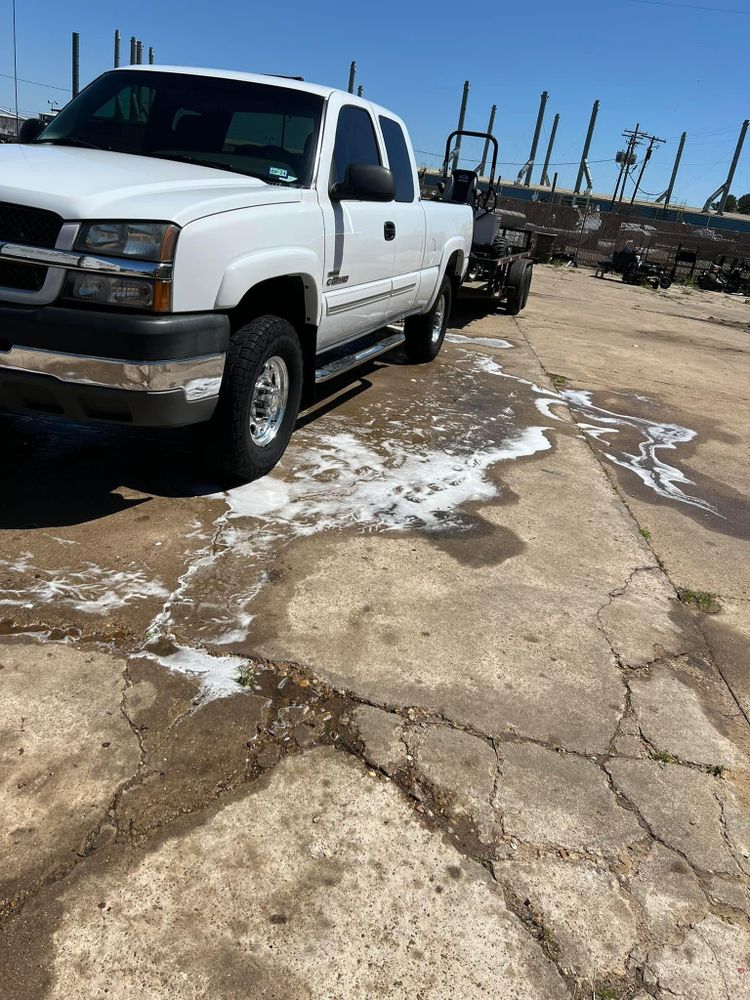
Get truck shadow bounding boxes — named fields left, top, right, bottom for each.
left=0, top=374, right=378, bottom=529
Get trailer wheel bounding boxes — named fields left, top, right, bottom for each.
left=404, top=276, right=452, bottom=363
left=659, top=276, right=672, bottom=289
left=210, top=314, right=303, bottom=482
left=506, top=260, right=532, bottom=315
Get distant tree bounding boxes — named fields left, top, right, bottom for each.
left=737, top=193, right=750, bottom=215
left=724, top=194, right=738, bottom=213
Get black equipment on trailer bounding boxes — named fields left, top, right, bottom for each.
left=595, top=247, right=672, bottom=289
left=441, top=130, right=534, bottom=314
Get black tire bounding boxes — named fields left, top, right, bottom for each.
left=506, top=260, right=532, bottom=315
left=659, top=276, right=672, bottom=289
left=404, top=277, right=452, bottom=363
left=210, top=314, right=303, bottom=482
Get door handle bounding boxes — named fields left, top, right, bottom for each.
left=384, top=221, right=396, bottom=241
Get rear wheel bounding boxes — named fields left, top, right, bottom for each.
left=404, top=276, right=452, bottom=363
left=210, top=314, right=303, bottom=482
left=506, top=260, right=532, bottom=315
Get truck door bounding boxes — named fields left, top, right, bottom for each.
left=377, top=115, right=425, bottom=322
left=317, top=100, right=393, bottom=350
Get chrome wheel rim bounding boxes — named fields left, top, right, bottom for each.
left=249, top=356, right=289, bottom=447
left=431, top=293, right=446, bottom=344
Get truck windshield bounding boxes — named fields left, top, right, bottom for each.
left=36, top=70, right=324, bottom=187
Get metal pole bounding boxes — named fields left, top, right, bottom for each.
left=357, top=85, right=363, bottom=97
left=718, top=119, right=749, bottom=215
left=130, top=36, right=137, bottom=65
left=72, top=32, right=80, bottom=98
left=547, top=171, right=558, bottom=223
left=136, top=40, right=144, bottom=65
left=148, top=46, right=155, bottom=65
left=347, top=61, right=356, bottom=94
left=662, top=131, right=686, bottom=209
left=451, top=80, right=471, bottom=171
left=540, top=112, right=559, bottom=185
left=524, top=91, right=548, bottom=186
left=114, top=30, right=121, bottom=68
left=11, top=0, right=19, bottom=136
left=478, top=104, right=497, bottom=177
left=574, top=99, right=600, bottom=194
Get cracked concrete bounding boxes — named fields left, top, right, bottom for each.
left=1, top=268, right=750, bottom=996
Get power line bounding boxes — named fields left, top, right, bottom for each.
left=627, top=0, right=750, bottom=12
left=0, top=70, right=69, bottom=92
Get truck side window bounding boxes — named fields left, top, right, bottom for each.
left=378, top=117, right=415, bottom=203
left=331, top=106, right=381, bottom=186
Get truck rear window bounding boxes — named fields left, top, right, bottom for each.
left=36, top=70, right=324, bottom=188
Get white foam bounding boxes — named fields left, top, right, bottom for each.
left=141, top=644, right=247, bottom=700
left=446, top=333, right=513, bottom=349
left=0, top=559, right=169, bottom=613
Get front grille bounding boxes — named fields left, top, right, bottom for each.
left=0, top=203, right=62, bottom=292
left=0, top=202, right=63, bottom=249
left=0, top=260, right=47, bottom=291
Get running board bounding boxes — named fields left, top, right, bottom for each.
left=314, top=332, right=405, bottom=384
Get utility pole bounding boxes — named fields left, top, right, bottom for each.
left=114, top=29, right=121, bottom=68
left=574, top=99, right=600, bottom=196
left=522, top=90, right=548, bottom=186
left=478, top=104, right=497, bottom=177
left=71, top=32, right=80, bottom=98
left=451, top=80, right=471, bottom=171
left=611, top=124, right=640, bottom=208
left=347, top=61, right=356, bottom=94
left=540, top=113, right=559, bottom=186
left=629, top=133, right=665, bottom=205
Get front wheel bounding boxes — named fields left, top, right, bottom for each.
left=210, top=314, right=303, bottom=482
left=404, top=277, right=452, bottom=363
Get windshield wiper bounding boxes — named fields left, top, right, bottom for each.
left=146, top=151, right=244, bottom=175
left=36, top=137, right=104, bottom=150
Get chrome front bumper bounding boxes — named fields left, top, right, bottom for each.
left=0, top=346, right=225, bottom=401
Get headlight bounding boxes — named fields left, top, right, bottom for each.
left=64, top=273, right=157, bottom=309
left=75, top=222, right=179, bottom=261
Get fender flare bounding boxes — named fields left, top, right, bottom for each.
left=215, top=247, right=322, bottom=325
left=427, top=238, right=467, bottom=310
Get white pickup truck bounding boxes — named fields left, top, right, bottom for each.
left=0, top=66, right=472, bottom=479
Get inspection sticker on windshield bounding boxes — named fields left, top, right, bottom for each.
left=269, top=166, right=288, bottom=179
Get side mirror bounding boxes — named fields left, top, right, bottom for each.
left=19, top=118, right=46, bottom=143
left=330, top=164, right=394, bottom=202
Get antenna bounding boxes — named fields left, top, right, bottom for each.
left=11, top=0, right=20, bottom=136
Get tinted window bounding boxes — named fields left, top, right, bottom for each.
left=379, top=117, right=414, bottom=203
left=37, top=70, right=324, bottom=186
left=331, top=106, right=381, bottom=186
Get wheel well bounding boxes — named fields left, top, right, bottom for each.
left=445, top=250, right=464, bottom=294
left=229, top=275, right=318, bottom=405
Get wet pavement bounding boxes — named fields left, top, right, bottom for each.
left=1, top=266, right=749, bottom=998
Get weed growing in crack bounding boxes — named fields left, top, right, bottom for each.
left=235, top=664, right=257, bottom=688
left=707, top=764, right=724, bottom=777
left=549, top=372, right=568, bottom=390
left=649, top=748, right=679, bottom=765
left=638, top=527, right=652, bottom=542
left=677, top=588, right=721, bottom=614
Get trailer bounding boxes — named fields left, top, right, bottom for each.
left=440, top=130, right=534, bottom=314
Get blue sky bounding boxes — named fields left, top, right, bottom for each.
left=2, top=0, right=748, bottom=207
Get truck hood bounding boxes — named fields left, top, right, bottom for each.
left=0, top=144, right=301, bottom=226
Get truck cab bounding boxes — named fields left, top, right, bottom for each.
left=0, top=66, right=472, bottom=480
